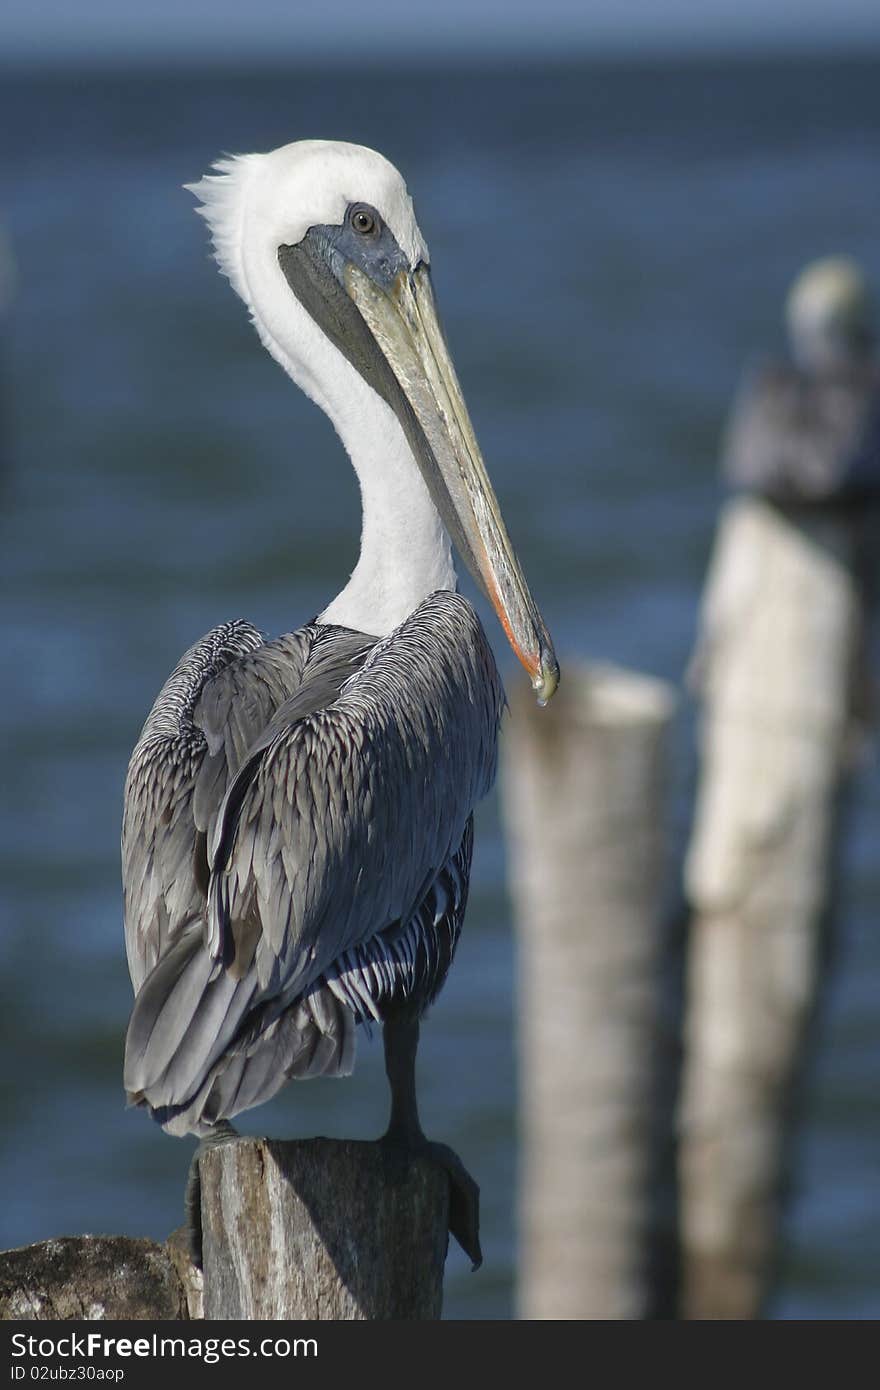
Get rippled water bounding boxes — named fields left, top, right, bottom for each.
left=1, top=57, right=878, bottom=1318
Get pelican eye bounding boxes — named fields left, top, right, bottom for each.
left=350, top=205, right=380, bottom=237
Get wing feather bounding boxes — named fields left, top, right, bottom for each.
left=210, top=592, right=502, bottom=988
left=122, top=622, right=335, bottom=989
left=122, top=620, right=267, bottom=989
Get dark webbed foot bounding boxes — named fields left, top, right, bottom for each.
left=424, top=1140, right=481, bottom=1272
left=184, top=1120, right=239, bottom=1268
left=381, top=1014, right=482, bottom=1270
left=381, top=1129, right=482, bottom=1270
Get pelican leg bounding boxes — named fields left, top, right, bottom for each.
left=381, top=1015, right=482, bottom=1270
left=184, top=1119, right=239, bottom=1268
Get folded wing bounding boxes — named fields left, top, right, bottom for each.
left=122, top=592, right=504, bottom=1135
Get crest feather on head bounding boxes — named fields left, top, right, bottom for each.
left=184, top=154, right=263, bottom=302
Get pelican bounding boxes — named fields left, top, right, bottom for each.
left=722, top=256, right=880, bottom=501
left=121, top=140, right=558, bottom=1269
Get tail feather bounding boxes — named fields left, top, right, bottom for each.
left=125, top=928, right=357, bottom=1136
left=124, top=923, right=257, bottom=1107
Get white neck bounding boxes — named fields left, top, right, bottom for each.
left=317, top=386, right=457, bottom=635
left=245, top=264, right=456, bottom=636
left=235, top=233, right=456, bottom=635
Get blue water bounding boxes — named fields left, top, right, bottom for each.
left=1, top=57, right=878, bottom=1318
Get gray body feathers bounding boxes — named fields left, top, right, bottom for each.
left=122, top=591, right=504, bottom=1137
left=722, top=361, right=880, bottom=502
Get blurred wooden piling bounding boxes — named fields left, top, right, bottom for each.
left=678, top=314, right=878, bottom=1317
left=0, top=1139, right=449, bottom=1320
left=501, top=665, right=676, bottom=1320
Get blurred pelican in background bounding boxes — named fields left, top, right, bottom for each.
left=722, top=256, right=880, bottom=503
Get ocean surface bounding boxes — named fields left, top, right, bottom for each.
left=1, top=56, right=878, bottom=1319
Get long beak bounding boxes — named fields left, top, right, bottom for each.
left=345, top=262, right=559, bottom=704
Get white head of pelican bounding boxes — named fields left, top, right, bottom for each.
left=785, top=254, right=874, bottom=373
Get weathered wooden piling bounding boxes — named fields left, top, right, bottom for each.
left=1, top=1139, right=450, bottom=1321
left=0, top=1234, right=199, bottom=1321
left=199, top=1137, right=449, bottom=1319
left=501, top=665, right=676, bottom=1320
left=678, top=258, right=879, bottom=1319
